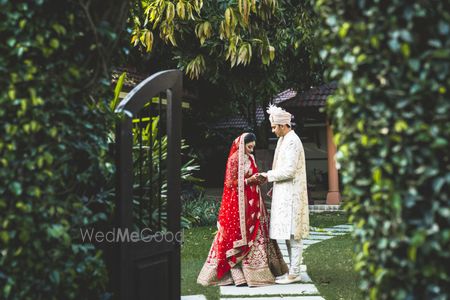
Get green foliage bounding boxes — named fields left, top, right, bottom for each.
left=0, top=0, right=128, bottom=299
left=132, top=0, right=279, bottom=74
left=182, top=194, right=221, bottom=227
left=317, top=1, right=450, bottom=299
left=127, top=116, right=202, bottom=230
left=111, top=72, right=127, bottom=110
left=131, top=0, right=321, bottom=82
left=130, top=0, right=323, bottom=136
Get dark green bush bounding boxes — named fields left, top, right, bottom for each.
left=182, top=193, right=221, bottom=227
left=317, top=1, right=450, bottom=299
left=0, top=1, right=128, bottom=299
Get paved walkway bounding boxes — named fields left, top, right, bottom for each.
left=219, top=224, right=353, bottom=300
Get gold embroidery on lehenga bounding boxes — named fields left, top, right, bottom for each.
left=197, top=214, right=288, bottom=287
left=197, top=134, right=288, bottom=287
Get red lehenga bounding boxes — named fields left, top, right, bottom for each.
left=197, top=133, right=288, bottom=287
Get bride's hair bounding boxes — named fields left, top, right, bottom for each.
left=244, top=133, right=256, bottom=144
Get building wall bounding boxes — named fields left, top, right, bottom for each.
left=302, top=125, right=329, bottom=200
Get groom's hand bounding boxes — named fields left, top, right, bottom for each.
left=256, top=172, right=268, bottom=184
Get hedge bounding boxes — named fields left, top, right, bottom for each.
left=317, top=1, right=450, bottom=299
left=0, top=1, right=128, bottom=299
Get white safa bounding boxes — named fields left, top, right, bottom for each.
left=266, top=104, right=285, bottom=115
left=266, top=104, right=292, bottom=126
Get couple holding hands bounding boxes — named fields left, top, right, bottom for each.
left=197, top=105, right=310, bottom=287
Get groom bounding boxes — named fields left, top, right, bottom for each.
left=259, top=105, right=310, bottom=284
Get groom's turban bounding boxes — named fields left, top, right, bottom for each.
left=267, top=104, right=292, bottom=126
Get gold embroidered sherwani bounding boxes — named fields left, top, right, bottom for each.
left=267, top=130, right=309, bottom=240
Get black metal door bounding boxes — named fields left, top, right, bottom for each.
left=114, top=70, right=182, bottom=300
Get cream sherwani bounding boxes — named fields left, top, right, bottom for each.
left=267, top=130, right=309, bottom=240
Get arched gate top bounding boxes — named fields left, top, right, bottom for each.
left=115, top=69, right=182, bottom=116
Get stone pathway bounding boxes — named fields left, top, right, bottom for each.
left=308, top=205, right=342, bottom=213
left=219, top=224, right=353, bottom=300
left=181, top=296, right=207, bottom=300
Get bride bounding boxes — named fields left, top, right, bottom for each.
left=197, top=133, right=287, bottom=286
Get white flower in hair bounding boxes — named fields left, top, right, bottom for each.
left=266, top=104, right=285, bottom=115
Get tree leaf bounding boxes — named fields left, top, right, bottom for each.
left=111, top=72, right=126, bottom=110
left=176, top=1, right=185, bottom=19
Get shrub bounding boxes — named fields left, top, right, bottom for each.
left=182, top=193, right=221, bottom=227
left=0, top=1, right=128, bottom=299
left=117, top=109, right=202, bottom=230
left=317, top=1, right=450, bottom=299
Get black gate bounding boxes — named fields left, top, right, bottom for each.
left=114, top=70, right=182, bottom=300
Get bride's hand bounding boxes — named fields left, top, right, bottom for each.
left=246, top=174, right=260, bottom=185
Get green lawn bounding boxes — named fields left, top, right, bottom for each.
left=304, top=234, right=363, bottom=300
left=181, top=226, right=220, bottom=300
left=181, top=211, right=356, bottom=300
left=309, top=211, right=350, bottom=228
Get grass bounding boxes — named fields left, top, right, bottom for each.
left=181, top=211, right=355, bottom=300
left=309, top=211, right=350, bottom=228
left=181, top=226, right=220, bottom=300
left=304, top=234, right=363, bottom=300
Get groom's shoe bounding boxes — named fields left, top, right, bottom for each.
left=275, top=272, right=288, bottom=280
left=275, top=274, right=302, bottom=284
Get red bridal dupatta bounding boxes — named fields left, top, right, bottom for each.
left=197, top=133, right=287, bottom=286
